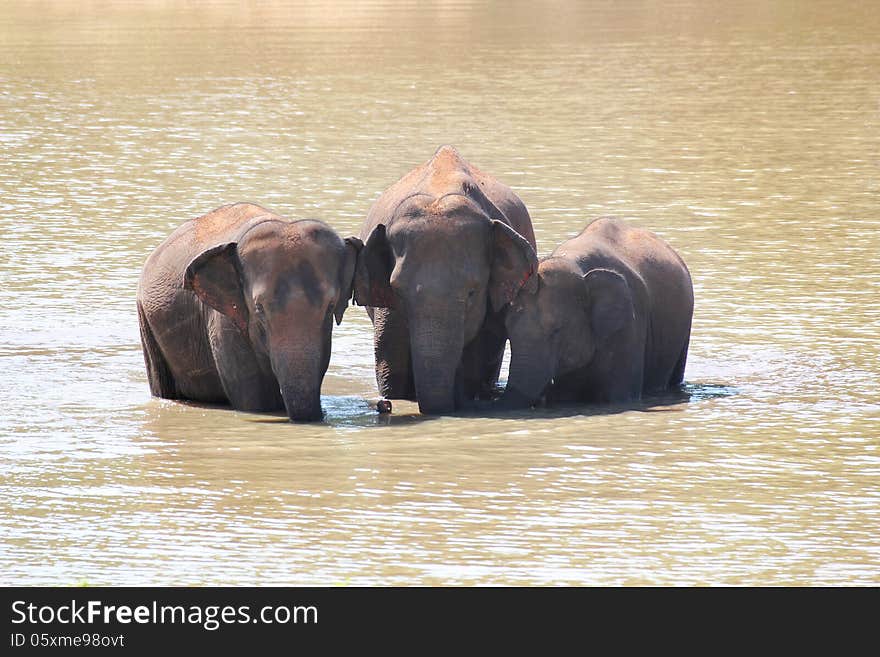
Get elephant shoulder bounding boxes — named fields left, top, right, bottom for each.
left=141, top=219, right=199, bottom=295
left=137, top=255, right=191, bottom=323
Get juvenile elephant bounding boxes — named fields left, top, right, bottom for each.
left=498, top=217, right=693, bottom=407
left=137, top=203, right=362, bottom=421
left=355, top=145, right=538, bottom=415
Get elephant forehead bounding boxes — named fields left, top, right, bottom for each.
left=240, top=222, right=340, bottom=256
left=272, top=260, right=329, bottom=307
left=238, top=230, right=337, bottom=295
left=506, top=296, right=546, bottom=337
left=390, top=214, right=488, bottom=244
left=537, top=271, right=579, bottom=307
left=247, top=257, right=336, bottom=310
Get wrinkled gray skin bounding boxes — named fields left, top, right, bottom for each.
left=355, top=145, right=538, bottom=415
left=499, top=217, right=693, bottom=408
left=137, top=203, right=362, bottom=422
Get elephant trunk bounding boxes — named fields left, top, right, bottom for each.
left=279, top=376, right=323, bottom=422
left=270, top=337, right=328, bottom=422
left=409, top=307, right=465, bottom=415
left=500, top=346, right=554, bottom=409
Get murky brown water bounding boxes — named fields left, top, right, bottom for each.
left=1, top=1, right=878, bottom=585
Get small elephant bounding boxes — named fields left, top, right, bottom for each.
left=498, top=217, right=693, bottom=407
left=137, top=203, right=362, bottom=421
left=354, top=145, right=538, bottom=415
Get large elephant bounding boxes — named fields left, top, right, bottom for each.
left=498, top=217, right=693, bottom=407
left=354, top=145, right=538, bottom=414
left=137, top=202, right=362, bottom=421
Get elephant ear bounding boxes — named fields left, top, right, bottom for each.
left=184, top=242, right=249, bottom=334
left=335, top=236, right=363, bottom=325
left=489, top=220, right=539, bottom=312
left=583, top=268, right=635, bottom=346
left=353, top=224, right=395, bottom=308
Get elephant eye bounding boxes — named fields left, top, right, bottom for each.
left=254, top=302, right=265, bottom=316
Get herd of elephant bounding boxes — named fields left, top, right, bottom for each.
left=137, top=146, right=694, bottom=422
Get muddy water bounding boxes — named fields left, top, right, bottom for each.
left=1, top=1, right=878, bottom=585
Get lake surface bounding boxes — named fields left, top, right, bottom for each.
left=1, top=0, right=878, bottom=585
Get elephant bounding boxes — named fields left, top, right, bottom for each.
left=497, top=217, right=693, bottom=408
left=354, top=145, right=539, bottom=415
left=137, top=202, right=362, bottom=421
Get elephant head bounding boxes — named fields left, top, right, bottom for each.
left=184, top=220, right=362, bottom=421
left=501, top=259, right=636, bottom=407
left=354, top=193, right=537, bottom=414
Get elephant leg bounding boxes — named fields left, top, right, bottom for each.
left=207, top=312, right=284, bottom=411
left=138, top=301, right=179, bottom=399
left=668, top=332, right=690, bottom=388
left=580, top=351, right=644, bottom=404
left=372, top=307, right=416, bottom=400
left=592, top=318, right=646, bottom=403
